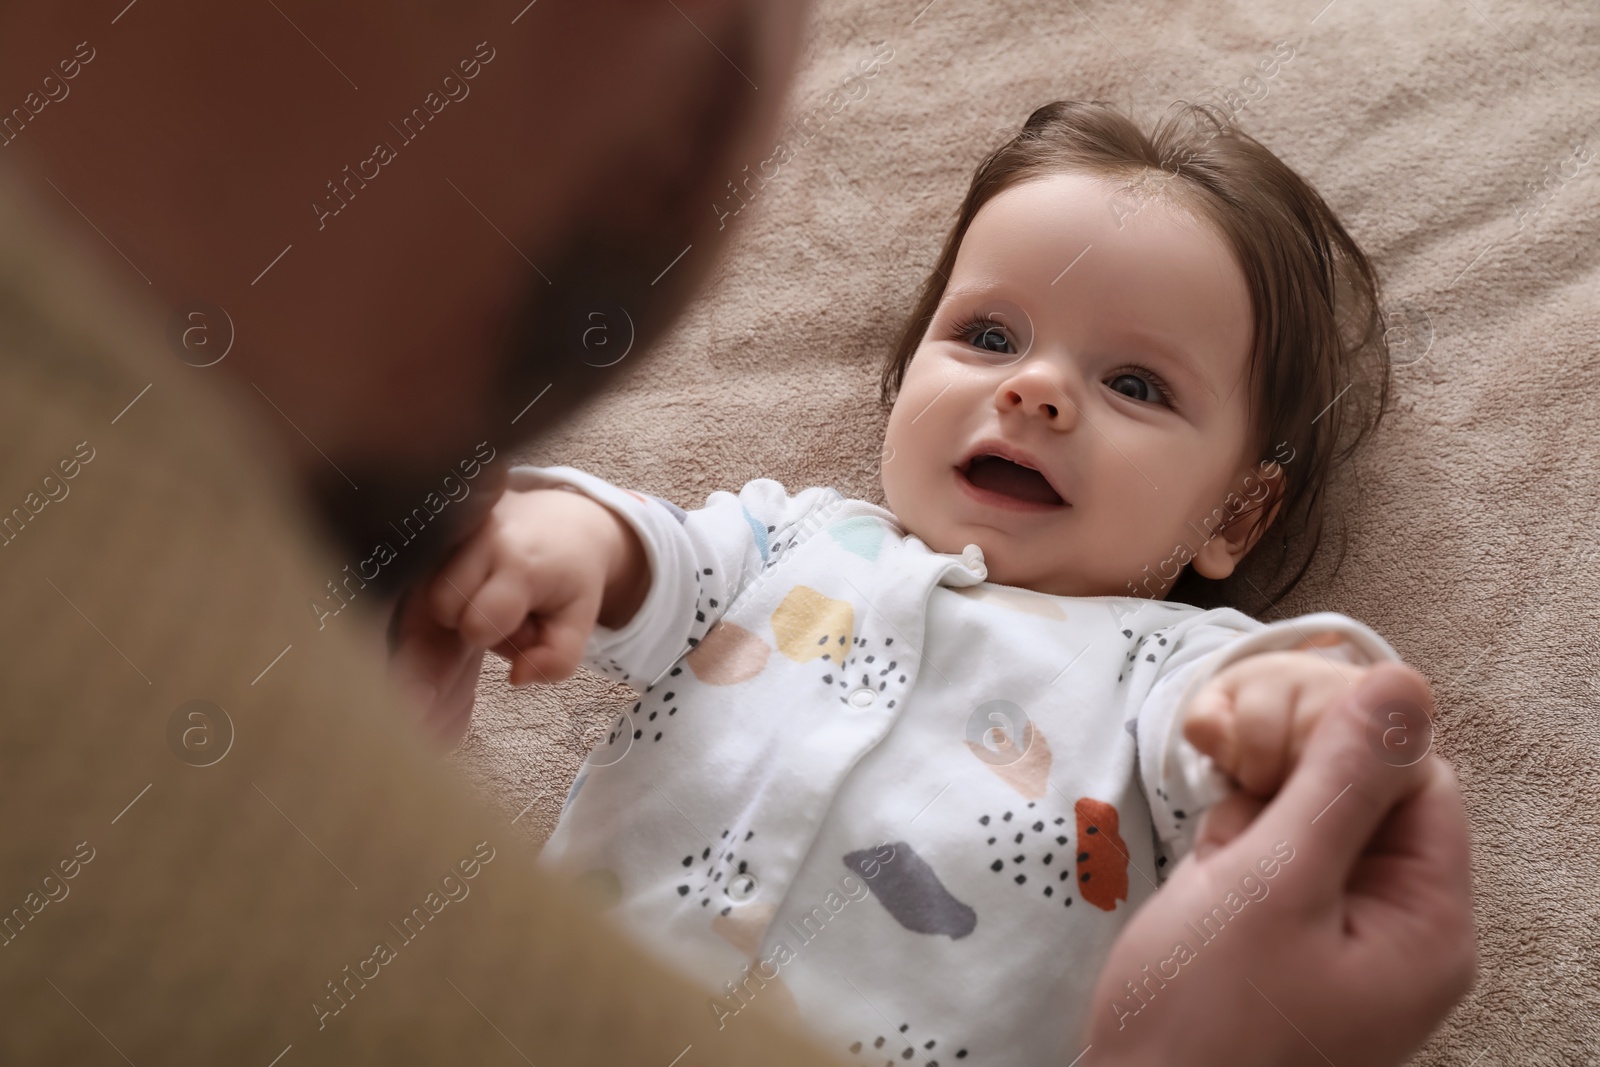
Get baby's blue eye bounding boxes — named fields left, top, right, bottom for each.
left=972, top=327, right=1011, bottom=353
left=1109, top=373, right=1159, bottom=403
left=956, top=318, right=1014, bottom=354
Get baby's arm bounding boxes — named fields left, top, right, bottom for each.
left=431, top=465, right=846, bottom=694
left=387, top=485, right=645, bottom=744
left=427, top=485, right=651, bottom=685
left=1182, top=651, right=1373, bottom=796
left=1128, top=609, right=1403, bottom=867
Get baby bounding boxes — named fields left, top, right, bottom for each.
left=415, top=100, right=1399, bottom=1064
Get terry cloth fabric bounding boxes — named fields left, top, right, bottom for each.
left=511, top=464, right=1400, bottom=1062
left=463, top=2, right=1600, bottom=1064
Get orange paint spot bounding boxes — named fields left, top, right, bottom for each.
left=1074, top=798, right=1128, bottom=911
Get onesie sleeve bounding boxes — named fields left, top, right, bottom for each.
left=1125, top=608, right=1403, bottom=871
left=506, top=465, right=844, bottom=692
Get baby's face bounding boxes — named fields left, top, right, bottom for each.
left=881, top=171, right=1263, bottom=598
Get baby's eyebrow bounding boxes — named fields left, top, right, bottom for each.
left=936, top=283, right=1007, bottom=307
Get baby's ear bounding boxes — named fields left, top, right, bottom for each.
left=1190, top=461, right=1285, bottom=580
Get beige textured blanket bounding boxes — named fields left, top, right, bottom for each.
left=460, top=1, right=1600, bottom=1063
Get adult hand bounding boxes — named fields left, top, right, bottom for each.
left=389, top=577, right=487, bottom=747
left=1082, top=663, right=1476, bottom=1066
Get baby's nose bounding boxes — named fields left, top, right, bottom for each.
left=999, top=375, right=1075, bottom=426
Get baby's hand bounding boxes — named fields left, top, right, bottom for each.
left=1182, top=650, right=1372, bottom=796
left=427, top=487, right=648, bottom=686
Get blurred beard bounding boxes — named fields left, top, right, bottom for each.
left=306, top=10, right=758, bottom=600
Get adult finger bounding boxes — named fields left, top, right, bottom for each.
left=1347, top=753, right=1474, bottom=928
left=1342, top=753, right=1478, bottom=1048
left=1190, top=788, right=1266, bottom=860
left=428, top=530, right=497, bottom=629
left=1221, top=662, right=1436, bottom=906
left=390, top=586, right=471, bottom=704
left=422, top=646, right=485, bottom=748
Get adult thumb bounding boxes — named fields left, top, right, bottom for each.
left=1231, top=662, right=1437, bottom=903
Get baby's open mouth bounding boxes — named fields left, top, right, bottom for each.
left=960, top=454, right=1066, bottom=506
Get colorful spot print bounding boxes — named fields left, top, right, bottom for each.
left=686, top=621, right=771, bottom=685
left=965, top=718, right=1053, bottom=800
left=845, top=841, right=975, bottom=939
left=741, top=506, right=770, bottom=562
left=827, top=516, right=889, bottom=561
left=770, top=585, right=855, bottom=665
left=1074, top=798, right=1129, bottom=911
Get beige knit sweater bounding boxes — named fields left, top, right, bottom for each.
left=0, top=169, right=846, bottom=1064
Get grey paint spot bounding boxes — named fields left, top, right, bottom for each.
left=845, top=841, right=976, bottom=940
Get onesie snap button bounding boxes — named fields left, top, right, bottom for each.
left=847, top=687, right=877, bottom=708
left=726, top=873, right=759, bottom=901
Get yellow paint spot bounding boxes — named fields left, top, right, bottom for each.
left=770, top=586, right=855, bottom=664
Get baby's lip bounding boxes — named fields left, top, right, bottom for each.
left=957, top=438, right=1070, bottom=504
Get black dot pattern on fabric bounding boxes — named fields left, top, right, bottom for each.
left=676, top=827, right=758, bottom=907
left=981, top=801, right=1079, bottom=906
left=843, top=1020, right=963, bottom=1066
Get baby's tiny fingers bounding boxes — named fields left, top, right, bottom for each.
left=1184, top=698, right=1238, bottom=773
left=457, top=571, right=533, bottom=649
left=490, top=618, right=540, bottom=663
left=1286, top=664, right=1371, bottom=761
left=513, top=594, right=600, bottom=685
left=1230, top=681, right=1298, bottom=795
left=429, top=536, right=496, bottom=629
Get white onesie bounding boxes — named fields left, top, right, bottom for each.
left=517, top=465, right=1400, bottom=1065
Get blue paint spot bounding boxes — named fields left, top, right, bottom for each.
left=828, top=517, right=887, bottom=561
left=742, top=506, right=770, bottom=562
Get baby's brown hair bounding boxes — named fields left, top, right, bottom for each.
left=879, top=100, right=1392, bottom=610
